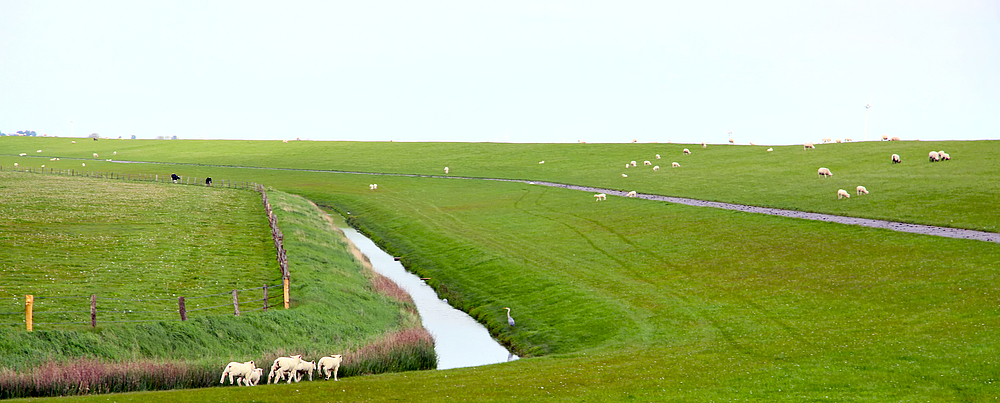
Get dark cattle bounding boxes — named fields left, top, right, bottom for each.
left=171, top=173, right=180, bottom=183
left=205, top=177, right=213, bottom=186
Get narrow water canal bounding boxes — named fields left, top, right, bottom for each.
left=334, top=220, right=519, bottom=370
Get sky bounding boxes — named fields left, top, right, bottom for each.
left=1, top=1, right=998, bottom=144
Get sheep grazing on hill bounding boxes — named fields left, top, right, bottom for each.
left=220, top=360, right=257, bottom=386
left=369, top=184, right=377, bottom=190
left=882, top=135, right=889, bottom=141
left=113, top=151, right=117, bottom=155
left=13, top=163, right=18, bottom=167
left=655, top=154, right=661, bottom=159
left=940, top=152, right=950, bottom=161
left=845, top=138, right=852, bottom=142
left=594, top=193, right=607, bottom=201
left=856, top=186, right=869, bottom=196
left=36, top=150, right=42, bottom=153
left=683, top=148, right=691, bottom=155
left=817, top=167, right=833, bottom=178
left=766, top=148, right=773, bottom=152
left=81, top=163, right=85, bottom=167
left=444, top=167, right=449, bottom=174
left=71, top=140, right=76, bottom=144
left=892, top=154, right=901, bottom=164
left=626, top=191, right=637, bottom=197
left=318, top=355, right=344, bottom=381
left=653, top=165, right=660, bottom=171
left=822, top=138, right=832, bottom=143
left=803, top=142, right=815, bottom=150
left=622, top=173, right=628, bottom=178
left=268, top=355, right=303, bottom=384
left=890, top=136, right=900, bottom=141
left=41, top=165, right=45, bottom=168
left=835, top=139, right=842, bottom=143
left=19, top=153, right=26, bottom=156
left=671, top=162, right=680, bottom=168
left=837, top=189, right=851, bottom=199
left=728, top=138, right=734, bottom=144
left=929, top=151, right=940, bottom=162
left=93, top=153, right=99, bottom=158
left=538, top=161, right=545, bottom=164
left=50, top=158, right=56, bottom=161
left=643, top=160, right=652, bottom=166
left=293, top=360, right=316, bottom=382
left=702, top=142, right=707, bottom=148
left=630, top=161, right=637, bottom=167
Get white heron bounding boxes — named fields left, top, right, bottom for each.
left=504, top=307, right=515, bottom=327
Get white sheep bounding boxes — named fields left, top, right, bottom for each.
left=625, top=163, right=630, bottom=169
left=36, top=150, right=42, bottom=153
left=837, top=189, right=850, bottom=199
left=538, top=161, right=545, bottom=164
left=890, top=136, right=900, bottom=141
left=369, top=184, right=378, bottom=190
left=672, top=162, right=680, bottom=168
left=244, top=368, right=263, bottom=386
left=19, top=153, right=26, bottom=156
left=653, top=165, right=659, bottom=171
left=766, top=148, right=773, bottom=152
left=803, top=142, right=815, bottom=150
left=856, top=185, right=869, bottom=195
left=626, top=191, right=637, bottom=197
left=822, top=138, right=832, bottom=143
left=643, top=160, right=651, bottom=166
left=728, top=138, right=734, bottom=144
left=881, top=135, right=888, bottom=141
left=444, top=167, right=449, bottom=174
left=622, top=174, right=628, bottom=178
left=940, top=152, right=950, bottom=161
left=655, top=154, right=661, bottom=159
left=844, top=138, right=852, bottom=142
left=892, top=154, right=901, bottom=164
left=81, top=163, right=86, bottom=167
left=293, top=360, right=316, bottom=382
left=41, top=165, right=45, bottom=168
left=835, top=139, right=842, bottom=143
left=928, top=151, right=940, bottom=162
left=701, top=142, right=707, bottom=148
left=268, top=355, right=303, bottom=384
left=817, top=167, right=832, bottom=178
left=318, top=355, right=344, bottom=381
left=71, top=140, right=76, bottom=143
left=13, top=163, right=18, bottom=167
left=50, top=158, right=57, bottom=161
left=220, top=360, right=257, bottom=386
left=682, top=148, right=691, bottom=155
left=93, top=153, right=99, bottom=158
left=630, top=161, right=637, bottom=167
left=594, top=193, right=607, bottom=201
left=113, top=151, right=117, bottom=155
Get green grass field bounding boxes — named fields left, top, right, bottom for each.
left=1, top=137, right=998, bottom=401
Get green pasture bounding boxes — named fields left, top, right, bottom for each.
left=0, top=173, right=427, bottom=378
left=2, top=137, right=996, bottom=231
left=1, top=137, right=998, bottom=401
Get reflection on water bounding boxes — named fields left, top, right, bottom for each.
left=338, top=225, right=519, bottom=370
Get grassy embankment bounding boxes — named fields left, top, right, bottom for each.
left=1, top=137, right=998, bottom=401
left=2, top=137, right=995, bottom=231
left=0, top=171, right=433, bottom=398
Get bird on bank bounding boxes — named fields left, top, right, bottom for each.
left=504, top=307, right=515, bottom=327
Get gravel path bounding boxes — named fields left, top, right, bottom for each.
left=86, top=159, right=999, bottom=244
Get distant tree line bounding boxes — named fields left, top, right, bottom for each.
left=0, top=130, right=38, bottom=137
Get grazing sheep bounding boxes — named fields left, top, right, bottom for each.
left=845, top=138, right=852, bottom=142
left=837, top=189, right=850, bottom=199
left=890, top=136, right=900, bottom=141
left=622, top=174, right=628, bottom=177
left=626, top=191, right=637, bottom=197
left=729, top=138, right=734, bottom=144
left=766, top=148, right=773, bottom=152
left=653, top=165, right=660, bottom=171
left=643, top=160, right=652, bottom=166
left=13, top=163, right=18, bottom=167
left=822, top=138, right=831, bottom=143
left=444, top=167, right=449, bottom=174
left=41, top=165, right=45, bottom=168
left=318, top=355, right=344, bottom=381
left=817, top=167, right=833, bottom=178
left=835, top=139, right=842, bottom=143
left=36, top=150, right=42, bottom=153
left=268, top=355, right=303, bottom=384
left=803, top=142, right=815, bottom=150
left=683, top=148, right=691, bottom=155
left=701, top=142, right=707, bottom=148
left=93, top=153, right=99, bottom=158
left=892, top=154, right=901, bottom=164
left=630, top=161, right=637, bottom=167
left=220, top=360, right=257, bottom=386
left=632, top=139, right=637, bottom=143
left=655, top=154, right=661, bottom=159
left=19, top=153, right=26, bottom=156
left=940, top=152, right=950, bottom=161
left=538, top=161, right=545, bottom=164
left=856, top=186, right=869, bottom=196
left=71, top=140, right=76, bottom=143
left=369, top=184, right=376, bottom=190
left=928, top=151, right=940, bottom=162
left=50, top=158, right=56, bottom=161
left=672, top=162, right=680, bottom=168
left=81, top=163, right=85, bottom=166
left=594, top=193, right=607, bottom=201
left=113, top=151, right=117, bottom=155
left=882, top=135, right=888, bottom=141
left=293, top=360, right=316, bottom=382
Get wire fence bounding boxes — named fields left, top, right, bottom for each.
left=0, top=284, right=284, bottom=330
left=0, top=164, right=262, bottom=191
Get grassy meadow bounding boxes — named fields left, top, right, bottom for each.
left=0, top=171, right=433, bottom=398
left=1, top=136, right=998, bottom=401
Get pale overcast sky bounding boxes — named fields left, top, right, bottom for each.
left=1, top=1, right=998, bottom=144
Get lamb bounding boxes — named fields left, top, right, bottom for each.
left=625, top=163, right=630, bottom=169
left=892, top=154, right=901, bottom=164
left=803, top=142, right=815, bottom=150
left=283, top=139, right=289, bottom=143
left=766, top=148, right=773, bottom=152
left=882, top=135, right=888, bottom=141
left=626, top=191, right=637, bottom=197
left=71, top=140, right=76, bottom=143
left=701, top=142, right=707, bottom=148
left=113, top=151, right=117, bottom=155
left=682, top=148, right=691, bottom=155
left=538, top=161, right=545, bottom=164
left=822, top=138, right=832, bottom=143
left=643, top=161, right=652, bottom=166
left=317, top=355, right=344, bottom=381
left=19, top=153, right=26, bottom=156
left=890, top=136, right=900, bottom=141
left=940, top=152, right=950, bottom=161
left=652, top=165, right=659, bottom=171
left=93, top=153, right=99, bottom=158
left=13, top=163, right=17, bottom=167
left=655, top=154, right=661, bottom=159
left=817, top=167, right=833, bottom=178
left=50, top=158, right=56, bottom=161
left=220, top=360, right=257, bottom=386
left=835, top=139, right=842, bottom=143
left=630, top=161, right=637, bottom=167
left=622, top=174, right=628, bottom=178
left=293, top=360, right=316, bottom=382
left=844, top=138, right=852, bottom=142
left=594, top=193, right=607, bottom=201
left=837, top=189, right=850, bottom=199
left=36, top=150, right=42, bottom=153
left=81, top=163, right=85, bottom=166
left=856, top=186, right=869, bottom=196
left=928, top=151, right=940, bottom=162
left=672, top=162, right=680, bottom=168
left=444, top=167, right=449, bottom=174
left=244, top=368, right=263, bottom=386
left=268, top=355, right=303, bottom=384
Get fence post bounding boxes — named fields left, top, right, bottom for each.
left=25, top=295, right=33, bottom=332
left=232, top=289, right=240, bottom=316
left=283, top=278, right=289, bottom=309
left=90, top=295, right=97, bottom=328
left=262, top=285, right=268, bottom=312
left=178, top=296, right=187, bottom=321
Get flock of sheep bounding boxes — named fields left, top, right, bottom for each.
left=219, top=354, right=344, bottom=387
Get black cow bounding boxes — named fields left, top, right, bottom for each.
left=205, top=177, right=213, bottom=186
left=171, top=173, right=180, bottom=183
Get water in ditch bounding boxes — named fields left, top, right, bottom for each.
left=333, top=219, right=518, bottom=370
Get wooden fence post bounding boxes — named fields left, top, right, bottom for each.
left=90, top=295, right=97, bottom=328
left=262, top=285, right=268, bottom=312
left=283, top=278, right=289, bottom=309
left=178, top=296, right=187, bottom=321
left=25, top=295, right=33, bottom=332
left=232, top=289, right=240, bottom=316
